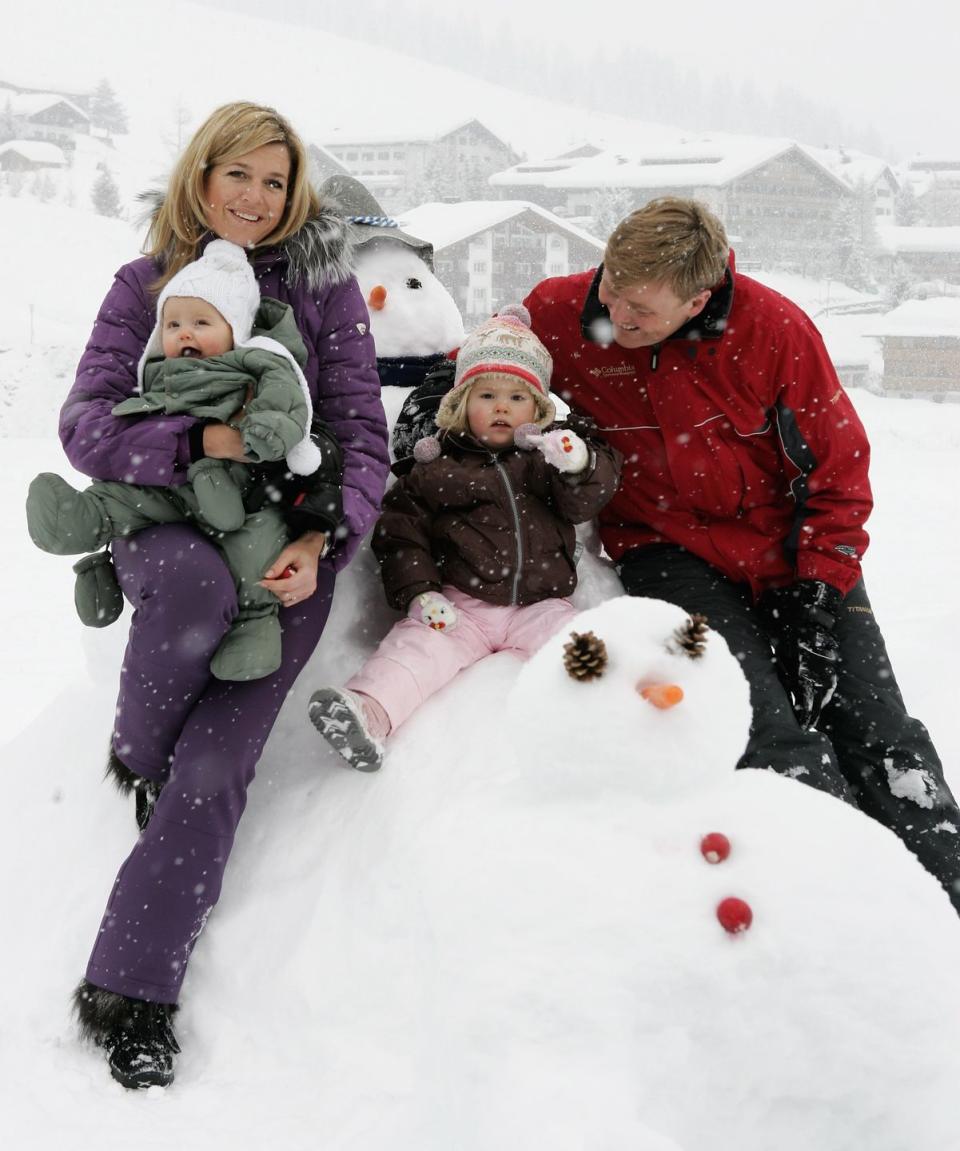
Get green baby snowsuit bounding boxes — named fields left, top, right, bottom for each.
left=26, top=299, right=326, bottom=682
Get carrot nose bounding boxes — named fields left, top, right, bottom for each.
left=368, top=285, right=387, bottom=310
left=638, top=683, right=684, bottom=709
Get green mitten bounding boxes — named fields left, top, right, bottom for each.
left=73, top=550, right=124, bottom=628
left=188, top=458, right=247, bottom=532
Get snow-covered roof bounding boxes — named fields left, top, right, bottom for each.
left=322, top=117, right=506, bottom=149
left=876, top=225, right=960, bottom=254
left=801, top=145, right=898, bottom=192
left=397, top=200, right=605, bottom=253
left=816, top=318, right=879, bottom=368
left=490, top=134, right=850, bottom=194
left=866, top=298, right=960, bottom=338
left=0, top=139, right=67, bottom=165
left=9, top=91, right=89, bottom=122
left=749, top=268, right=877, bottom=316
left=907, top=155, right=960, bottom=171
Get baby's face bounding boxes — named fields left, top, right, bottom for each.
left=161, top=297, right=234, bottom=359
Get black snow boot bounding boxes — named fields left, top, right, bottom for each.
left=73, top=979, right=180, bottom=1089
left=105, top=745, right=163, bottom=832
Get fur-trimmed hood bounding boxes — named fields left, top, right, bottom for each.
left=138, top=189, right=356, bottom=292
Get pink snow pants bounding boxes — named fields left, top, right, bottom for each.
left=346, top=586, right=578, bottom=732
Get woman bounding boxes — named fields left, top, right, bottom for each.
left=62, top=102, right=389, bottom=1089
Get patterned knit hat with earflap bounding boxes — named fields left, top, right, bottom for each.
left=435, top=303, right=555, bottom=431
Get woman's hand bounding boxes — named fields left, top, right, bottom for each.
left=202, top=423, right=249, bottom=462
left=259, top=531, right=330, bottom=608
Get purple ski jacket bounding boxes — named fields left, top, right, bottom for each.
left=60, top=207, right=389, bottom=570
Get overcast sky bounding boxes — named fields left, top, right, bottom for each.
left=201, top=0, right=953, bottom=159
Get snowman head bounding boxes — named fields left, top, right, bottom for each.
left=355, top=241, right=465, bottom=358
left=509, top=596, right=752, bottom=803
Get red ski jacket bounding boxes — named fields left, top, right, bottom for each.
left=525, top=257, right=872, bottom=598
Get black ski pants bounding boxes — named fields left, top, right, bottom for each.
left=618, top=544, right=960, bottom=914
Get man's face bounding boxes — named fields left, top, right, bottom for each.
left=596, top=272, right=711, bottom=349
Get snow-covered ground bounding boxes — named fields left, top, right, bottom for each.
left=2, top=10, right=958, bottom=1125
left=3, top=200, right=960, bottom=1144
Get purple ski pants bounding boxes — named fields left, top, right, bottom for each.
left=85, top=524, right=335, bottom=1004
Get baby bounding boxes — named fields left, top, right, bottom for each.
left=26, top=240, right=342, bottom=681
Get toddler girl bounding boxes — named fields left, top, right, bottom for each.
left=309, top=304, right=621, bottom=769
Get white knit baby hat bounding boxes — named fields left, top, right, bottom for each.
left=137, top=239, right=321, bottom=475
left=143, top=239, right=260, bottom=364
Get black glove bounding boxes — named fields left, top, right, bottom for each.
left=760, top=580, right=842, bottom=730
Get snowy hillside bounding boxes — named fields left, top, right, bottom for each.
left=3, top=380, right=960, bottom=1149
left=3, top=24, right=960, bottom=1139
left=5, top=0, right=683, bottom=211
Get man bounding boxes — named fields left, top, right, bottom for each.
left=525, top=196, right=960, bottom=913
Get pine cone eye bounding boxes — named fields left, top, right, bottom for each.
left=671, top=613, right=709, bottom=659
left=563, top=630, right=608, bottom=680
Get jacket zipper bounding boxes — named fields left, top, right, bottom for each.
left=493, top=455, right=524, bottom=605
left=650, top=344, right=660, bottom=371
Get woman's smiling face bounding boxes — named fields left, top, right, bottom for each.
left=203, top=142, right=290, bottom=248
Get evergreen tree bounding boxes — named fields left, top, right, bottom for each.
left=0, top=98, right=15, bottom=144
left=410, top=146, right=499, bottom=206
left=30, top=171, right=57, bottom=203
left=421, top=147, right=467, bottom=203
left=886, top=257, right=914, bottom=305
left=591, top=188, right=637, bottom=240
left=853, top=178, right=879, bottom=290
left=920, top=178, right=960, bottom=226
left=90, top=79, right=129, bottom=138
left=895, top=182, right=921, bottom=226
left=91, top=164, right=122, bottom=217
left=832, top=199, right=871, bottom=290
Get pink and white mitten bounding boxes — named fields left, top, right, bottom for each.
left=408, top=591, right=459, bottom=632
left=537, top=428, right=589, bottom=474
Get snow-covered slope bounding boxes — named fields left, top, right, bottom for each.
left=3, top=383, right=960, bottom=1149
left=3, top=62, right=960, bottom=1138
left=5, top=0, right=682, bottom=196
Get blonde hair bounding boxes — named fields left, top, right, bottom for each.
left=145, top=102, right=320, bottom=289
left=604, top=197, right=729, bottom=301
left=438, top=371, right=554, bottom=436
left=438, top=383, right=473, bottom=436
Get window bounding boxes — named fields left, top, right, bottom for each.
left=473, top=261, right=487, bottom=273
left=549, top=235, right=565, bottom=249
left=378, top=151, right=389, bottom=160
left=473, top=288, right=487, bottom=303
left=549, top=263, right=565, bottom=274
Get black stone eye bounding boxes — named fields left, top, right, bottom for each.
left=406, top=278, right=422, bottom=290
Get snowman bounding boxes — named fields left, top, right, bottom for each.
left=319, top=175, right=464, bottom=462
left=472, top=593, right=960, bottom=1144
